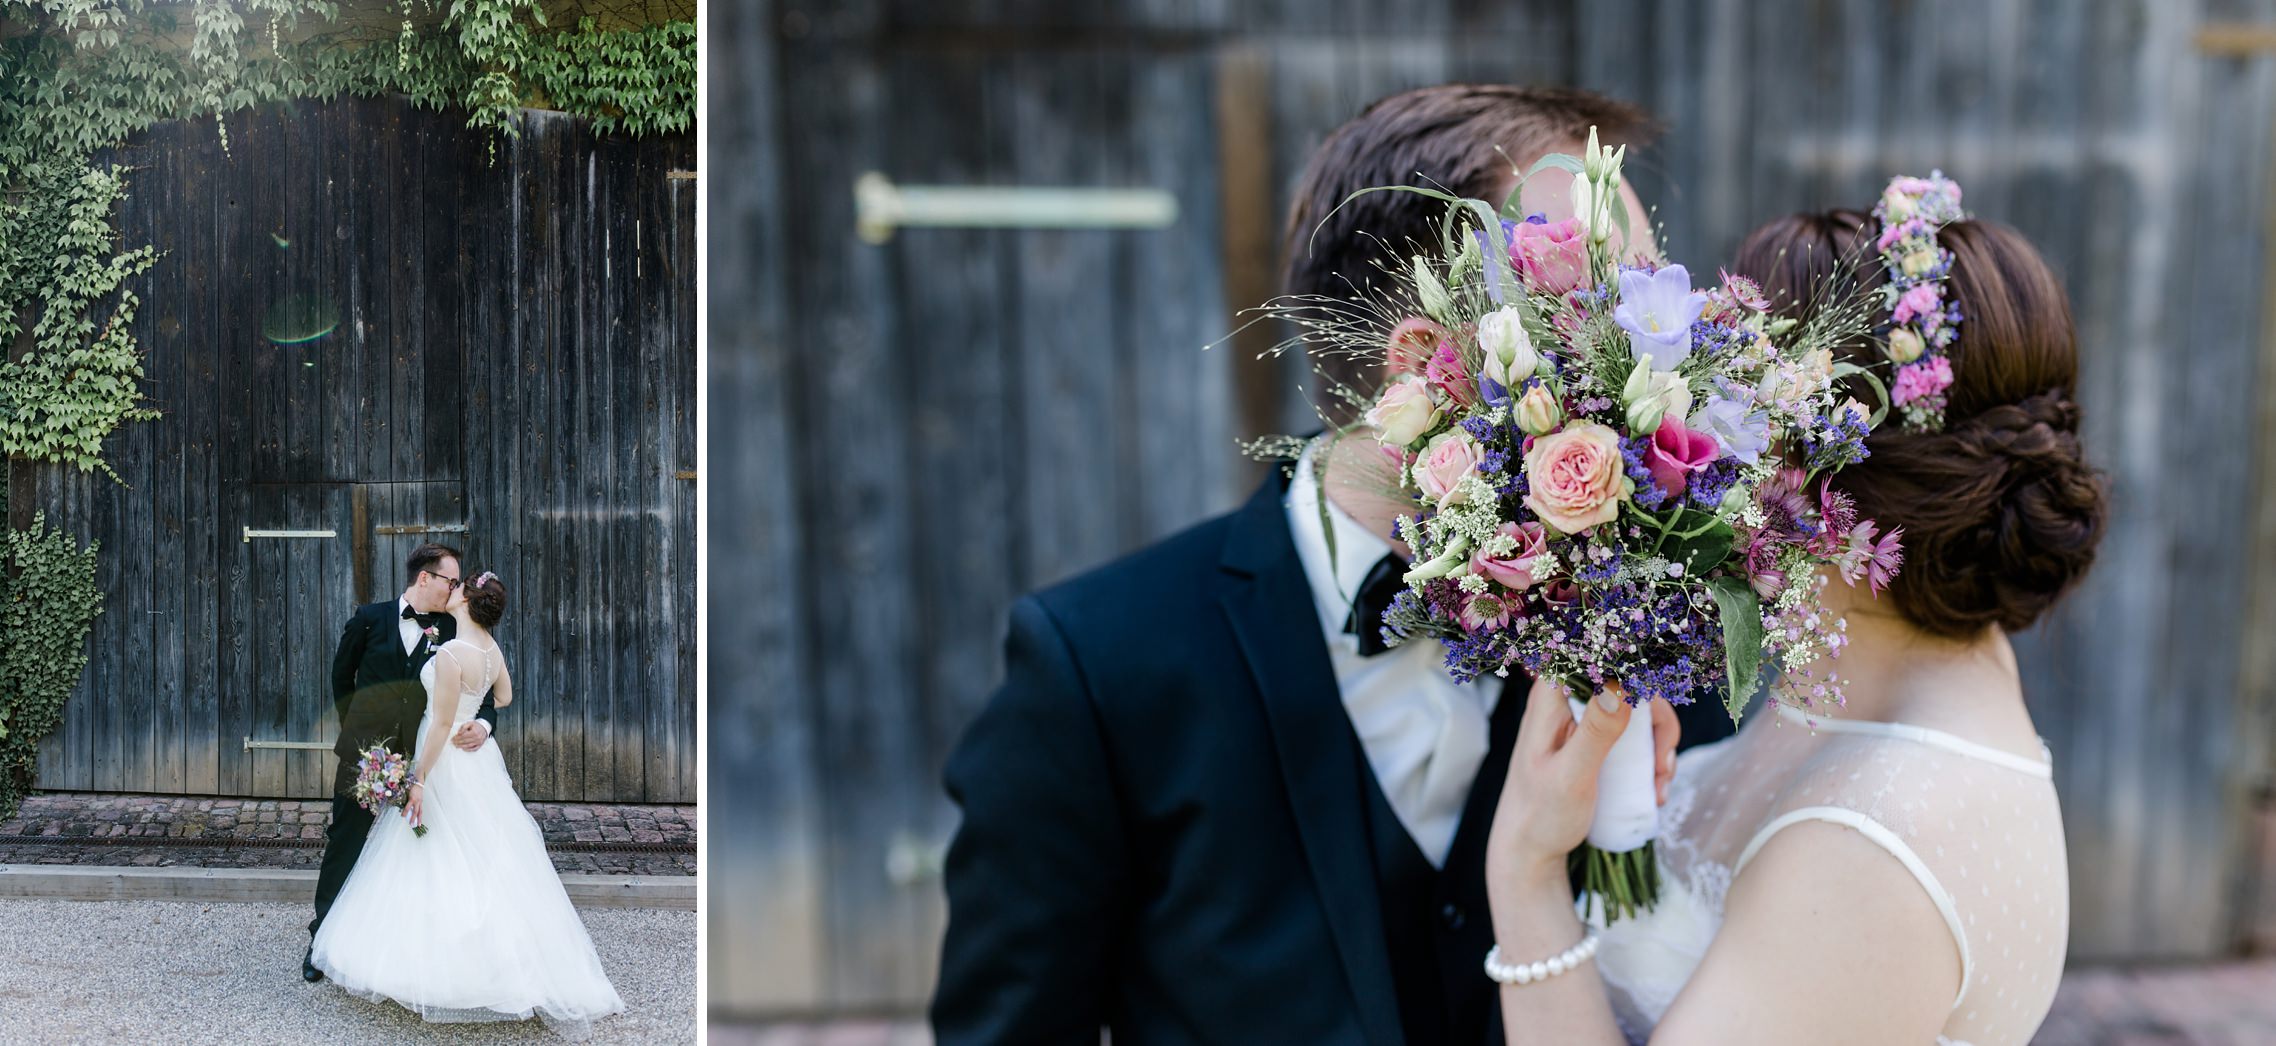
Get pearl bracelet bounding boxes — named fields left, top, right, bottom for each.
left=1483, top=933, right=1600, bottom=986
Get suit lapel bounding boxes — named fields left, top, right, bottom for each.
left=1447, top=675, right=1526, bottom=871
left=1216, top=472, right=1406, bottom=1046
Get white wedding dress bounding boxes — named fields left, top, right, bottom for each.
left=1589, top=704, right=2067, bottom=1045
left=311, top=639, right=624, bottom=1037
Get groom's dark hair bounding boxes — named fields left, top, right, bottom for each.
left=405, top=542, right=462, bottom=586
left=1281, top=84, right=1659, bottom=405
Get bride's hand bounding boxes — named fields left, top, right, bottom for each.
left=405, top=783, right=425, bottom=828
left=1485, top=678, right=1679, bottom=893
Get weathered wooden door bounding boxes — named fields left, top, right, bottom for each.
left=708, top=11, right=1248, bottom=1014
left=30, top=96, right=697, bottom=805
left=233, top=481, right=468, bottom=795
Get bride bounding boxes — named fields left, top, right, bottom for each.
left=311, top=572, right=625, bottom=1036
left=1481, top=192, right=2105, bottom=1044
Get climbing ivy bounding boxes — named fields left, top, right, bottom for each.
left=0, top=513, right=104, bottom=817
left=0, top=0, right=693, bottom=816
left=0, top=162, right=162, bottom=480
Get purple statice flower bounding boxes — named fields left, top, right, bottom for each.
left=1620, top=436, right=1670, bottom=511
left=1624, top=654, right=1704, bottom=706
left=1441, top=627, right=1517, bottom=684
left=1572, top=541, right=1625, bottom=584
left=1460, top=415, right=1498, bottom=441
left=1497, top=466, right=1529, bottom=501
left=1686, top=459, right=1741, bottom=510
left=1803, top=410, right=1873, bottom=472
left=1479, top=448, right=1510, bottom=475
left=1687, top=319, right=1750, bottom=361
left=1613, top=264, right=1710, bottom=369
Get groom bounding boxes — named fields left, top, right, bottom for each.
left=933, top=86, right=1736, bottom=1045
left=303, top=542, right=499, bottom=982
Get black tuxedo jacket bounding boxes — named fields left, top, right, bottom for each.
left=932, top=469, right=1734, bottom=1046
left=329, top=599, right=498, bottom=794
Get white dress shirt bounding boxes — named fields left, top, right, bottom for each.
left=1284, top=445, right=1501, bottom=867
left=397, top=596, right=422, bottom=656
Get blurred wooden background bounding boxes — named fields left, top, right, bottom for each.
left=709, top=0, right=2276, bottom=1018
left=22, top=96, right=699, bottom=805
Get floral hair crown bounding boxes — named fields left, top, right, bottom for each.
left=1872, top=171, right=1968, bottom=432
left=473, top=571, right=499, bottom=589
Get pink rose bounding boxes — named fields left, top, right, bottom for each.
left=1522, top=422, right=1628, bottom=534
left=1472, top=521, right=1550, bottom=590
left=1510, top=218, right=1590, bottom=295
left=1645, top=413, right=1719, bottom=497
left=1424, top=342, right=1479, bottom=411
left=1891, top=283, right=1940, bottom=325
left=1385, top=316, right=1447, bottom=377
left=1415, top=431, right=1482, bottom=509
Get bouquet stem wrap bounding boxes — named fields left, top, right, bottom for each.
left=1569, top=693, right=1659, bottom=923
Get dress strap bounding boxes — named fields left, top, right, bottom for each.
left=1776, top=705, right=2052, bottom=777
left=1734, top=805, right=1973, bottom=1011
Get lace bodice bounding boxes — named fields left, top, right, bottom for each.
left=1592, top=704, right=2068, bottom=1045
left=417, top=638, right=501, bottom=727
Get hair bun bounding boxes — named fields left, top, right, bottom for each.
left=1942, top=389, right=2104, bottom=633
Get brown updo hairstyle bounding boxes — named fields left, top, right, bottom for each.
left=1732, top=209, right=2106, bottom=638
left=465, top=572, right=507, bottom=630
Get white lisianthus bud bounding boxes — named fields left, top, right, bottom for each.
left=1570, top=176, right=1598, bottom=244
left=1402, top=535, right=1473, bottom=585
left=1412, top=256, right=1454, bottom=323
left=1622, top=364, right=1692, bottom=435
left=1477, top=307, right=1540, bottom=389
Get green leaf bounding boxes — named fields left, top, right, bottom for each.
left=1661, top=510, right=1735, bottom=579
left=1831, top=360, right=1893, bottom=430
left=1708, top=576, right=1764, bottom=723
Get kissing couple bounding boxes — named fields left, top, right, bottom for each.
left=305, top=542, right=625, bottom=1037
left=932, top=84, right=2101, bottom=1046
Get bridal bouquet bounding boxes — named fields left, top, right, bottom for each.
left=351, top=742, right=426, bottom=837
left=1263, top=132, right=1900, bottom=921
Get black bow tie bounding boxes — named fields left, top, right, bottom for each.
left=1343, top=553, right=1409, bottom=657
left=401, top=606, right=429, bottom=622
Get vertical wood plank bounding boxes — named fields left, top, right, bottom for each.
left=708, top=0, right=827, bottom=1009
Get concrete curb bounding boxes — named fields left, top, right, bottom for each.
left=0, top=864, right=695, bottom=910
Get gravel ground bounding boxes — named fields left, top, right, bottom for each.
left=0, top=899, right=695, bottom=1045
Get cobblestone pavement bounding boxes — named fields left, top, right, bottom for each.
left=709, top=960, right=2276, bottom=1045
left=0, top=793, right=695, bottom=876
left=0, top=899, right=695, bottom=1044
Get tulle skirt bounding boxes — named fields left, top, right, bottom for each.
left=311, top=722, right=624, bottom=1038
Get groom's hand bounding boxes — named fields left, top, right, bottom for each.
left=451, top=720, right=490, bottom=751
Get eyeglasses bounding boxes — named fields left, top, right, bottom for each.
left=425, top=570, right=463, bottom=590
